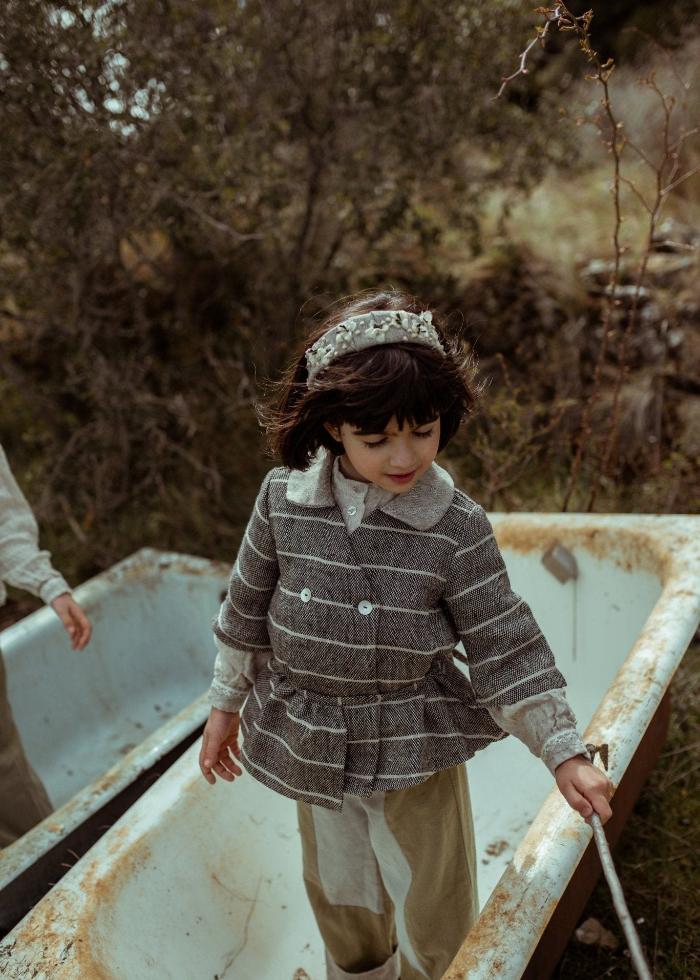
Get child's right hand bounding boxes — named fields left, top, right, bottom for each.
left=555, top=755, right=613, bottom=824
left=199, top=708, right=243, bottom=785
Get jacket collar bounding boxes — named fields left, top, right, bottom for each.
left=286, top=447, right=455, bottom=531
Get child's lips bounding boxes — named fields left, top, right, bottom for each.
left=386, top=469, right=417, bottom=484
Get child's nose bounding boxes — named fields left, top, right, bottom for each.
left=390, top=443, right=418, bottom=469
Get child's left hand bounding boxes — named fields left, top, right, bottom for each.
left=555, top=755, right=613, bottom=824
left=51, top=592, right=92, bottom=650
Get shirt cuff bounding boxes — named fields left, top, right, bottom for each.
left=487, top=688, right=588, bottom=775
left=207, top=678, right=248, bottom=713
left=541, top=730, right=590, bottom=775
left=39, top=575, right=72, bottom=606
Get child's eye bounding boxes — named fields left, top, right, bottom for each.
left=414, top=429, right=434, bottom=439
left=363, top=438, right=387, bottom=448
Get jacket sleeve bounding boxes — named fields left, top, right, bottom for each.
left=208, top=470, right=279, bottom=710
left=487, top=691, right=589, bottom=774
left=444, top=503, right=567, bottom=708
left=0, top=444, right=71, bottom=604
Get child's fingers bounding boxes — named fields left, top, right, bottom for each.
left=72, top=606, right=92, bottom=649
left=199, top=743, right=241, bottom=783
left=199, top=750, right=216, bottom=783
left=560, top=782, right=593, bottom=820
left=212, top=760, right=236, bottom=782
left=214, top=748, right=242, bottom=780
left=56, top=608, right=78, bottom=646
left=68, top=611, right=87, bottom=649
left=587, top=790, right=613, bottom=825
left=223, top=736, right=242, bottom=760
left=224, top=747, right=243, bottom=775
left=199, top=732, right=220, bottom=781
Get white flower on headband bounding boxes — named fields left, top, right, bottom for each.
left=305, top=309, right=443, bottom=387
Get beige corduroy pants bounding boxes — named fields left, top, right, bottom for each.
left=0, top=650, right=52, bottom=849
left=297, top=765, right=479, bottom=980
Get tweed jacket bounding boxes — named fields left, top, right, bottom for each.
left=211, top=449, right=583, bottom=810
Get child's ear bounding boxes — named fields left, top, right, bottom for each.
left=323, top=421, right=341, bottom=442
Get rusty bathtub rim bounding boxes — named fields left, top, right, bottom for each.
left=444, top=512, right=700, bottom=980
left=0, top=548, right=229, bottom=893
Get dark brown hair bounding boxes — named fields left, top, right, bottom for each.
left=261, top=288, right=478, bottom=469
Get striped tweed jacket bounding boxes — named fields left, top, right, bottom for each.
left=212, top=449, right=571, bottom=810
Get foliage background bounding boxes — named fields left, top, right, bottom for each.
left=1, top=2, right=698, bottom=975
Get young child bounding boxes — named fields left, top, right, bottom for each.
left=0, top=442, right=92, bottom=848
left=199, top=289, right=613, bottom=980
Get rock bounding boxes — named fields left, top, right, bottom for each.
left=666, top=328, right=685, bottom=350
left=575, top=916, right=619, bottom=950
left=580, top=250, right=696, bottom=292
left=581, top=257, right=616, bottom=283
left=651, top=217, right=700, bottom=252
left=604, top=283, right=651, bottom=302
left=644, top=252, right=696, bottom=286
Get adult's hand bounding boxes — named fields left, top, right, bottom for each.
left=51, top=592, right=92, bottom=650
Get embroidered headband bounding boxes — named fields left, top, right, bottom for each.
left=305, top=309, right=444, bottom=388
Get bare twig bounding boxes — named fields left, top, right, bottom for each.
left=494, top=6, right=562, bottom=100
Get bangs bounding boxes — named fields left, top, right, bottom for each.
left=264, top=292, right=478, bottom=470
left=325, top=344, right=459, bottom=433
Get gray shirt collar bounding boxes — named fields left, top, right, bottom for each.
left=286, top=447, right=455, bottom=530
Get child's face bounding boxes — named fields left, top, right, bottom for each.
left=324, top=416, right=441, bottom=493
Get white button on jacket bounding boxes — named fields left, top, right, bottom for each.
left=357, top=600, right=373, bottom=615
left=300, top=588, right=312, bottom=602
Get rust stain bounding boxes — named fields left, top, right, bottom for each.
left=99, top=552, right=227, bottom=585
left=7, top=826, right=151, bottom=979
left=443, top=887, right=560, bottom=979
left=91, top=769, right=120, bottom=795
left=493, top=521, right=684, bottom=585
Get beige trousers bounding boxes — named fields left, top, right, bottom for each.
left=298, top=765, right=478, bottom=980
left=0, top=651, right=52, bottom=848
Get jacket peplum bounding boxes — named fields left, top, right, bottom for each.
left=213, top=449, right=569, bottom=810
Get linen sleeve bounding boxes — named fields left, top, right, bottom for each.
left=444, top=503, right=567, bottom=708
left=209, top=470, right=279, bottom=708
left=207, top=636, right=271, bottom=713
left=0, top=445, right=71, bottom=604
left=487, top=690, right=589, bottom=774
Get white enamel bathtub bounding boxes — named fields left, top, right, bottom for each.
left=0, top=549, right=229, bottom=931
left=1, top=515, right=698, bottom=979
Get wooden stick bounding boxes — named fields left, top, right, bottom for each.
left=586, top=744, right=653, bottom=979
